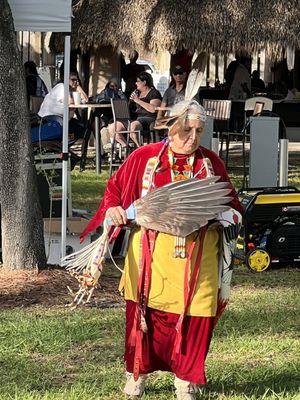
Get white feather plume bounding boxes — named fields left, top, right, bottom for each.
left=185, top=52, right=207, bottom=101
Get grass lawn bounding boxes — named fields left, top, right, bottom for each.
left=0, top=150, right=299, bottom=399
left=0, top=267, right=299, bottom=399
left=71, top=149, right=300, bottom=212
left=71, top=168, right=109, bottom=212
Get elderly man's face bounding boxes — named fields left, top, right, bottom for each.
left=169, top=118, right=204, bottom=154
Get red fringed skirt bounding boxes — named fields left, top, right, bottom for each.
left=124, top=300, right=215, bottom=384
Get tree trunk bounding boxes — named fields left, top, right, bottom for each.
left=0, top=0, right=46, bottom=269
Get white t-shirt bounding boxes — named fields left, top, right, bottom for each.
left=38, top=83, right=64, bottom=117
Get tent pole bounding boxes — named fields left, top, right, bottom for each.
left=61, top=34, right=71, bottom=263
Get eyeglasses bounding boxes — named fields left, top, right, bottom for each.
left=109, top=85, right=117, bottom=89
left=173, top=72, right=184, bottom=76
left=70, top=78, right=78, bottom=82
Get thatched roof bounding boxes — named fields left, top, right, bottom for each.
left=51, top=0, right=300, bottom=56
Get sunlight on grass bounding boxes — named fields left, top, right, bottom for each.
left=0, top=268, right=299, bottom=399
left=71, top=167, right=109, bottom=211
left=71, top=159, right=300, bottom=213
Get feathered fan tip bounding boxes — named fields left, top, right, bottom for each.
left=62, top=220, right=111, bottom=308
left=185, top=52, right=207, bottom=101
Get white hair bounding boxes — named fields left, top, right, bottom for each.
left=170, top=100, right=206, bottom=122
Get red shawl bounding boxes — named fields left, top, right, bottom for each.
left=81, top=142, right=243, bottom=240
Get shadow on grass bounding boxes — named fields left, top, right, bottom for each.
left=0, top=328, right=298, bottom=399
left=215, top=300, right=299, bottom=337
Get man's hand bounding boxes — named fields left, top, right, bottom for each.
left=105, top=206, right=128, bottom=226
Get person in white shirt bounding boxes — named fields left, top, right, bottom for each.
left=38, top=72, right=88, bottom=140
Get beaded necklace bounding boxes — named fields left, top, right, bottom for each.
left=167, top=147, right=196, bottom=257
left=167, top=147, right=195, bottom=182
left=141, top=142, right=212, bottom=258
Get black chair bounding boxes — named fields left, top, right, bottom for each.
left=141, top=121, right=165, bottom=144
left=110, top=99, right=141, bottom=176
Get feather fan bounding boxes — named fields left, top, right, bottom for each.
left=134, top=176, right=231, bottom=236
left=62, top=176, right=232, bottom=307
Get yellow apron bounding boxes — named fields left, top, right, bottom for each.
left=119, top=228, right=220, bottom=317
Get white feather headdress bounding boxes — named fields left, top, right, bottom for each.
left=155, top=52, right=207, bottom=129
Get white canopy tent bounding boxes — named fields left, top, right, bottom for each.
left=8, top=0, right=72, bottom=260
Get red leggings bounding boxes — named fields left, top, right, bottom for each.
left=124, top=300, right=215, bottom=384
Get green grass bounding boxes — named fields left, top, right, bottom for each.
left=8, top=151, right=297, bottom=399
left=71, top=168, right=109, bottom=211
left=71, top=157, right=300, bottom=213
left=0, top=267, right=299, bottom=399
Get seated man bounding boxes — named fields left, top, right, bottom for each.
left=108, top=71, right=161, bottom=148
left=38, top=71, right=88, bottom=142
left=157, top=65, right=187, bottom=119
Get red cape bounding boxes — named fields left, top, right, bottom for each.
left=81, top=142, right=243, bottom=240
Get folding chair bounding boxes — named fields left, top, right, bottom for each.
left=141, top=121, right=164, bottom=144
left=109, top=99, right=141, bottom=176
left=203, top=99, right=233, bottom=165
left=79, top=112, right=94, bottom=172
left=244, top=96, right=273, bottom=116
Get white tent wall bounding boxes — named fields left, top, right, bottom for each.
left=8, top=0, right=72, bottom=261
left=9, top=0, right=71, bottom=32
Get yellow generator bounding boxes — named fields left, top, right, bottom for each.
left=238, top=187, right=300, bottom=272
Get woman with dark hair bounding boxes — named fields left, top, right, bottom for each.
left=95, top=79, right=126, bottom=126
left=96, top=79, right=126, bottom=103
left=157, top=65, right=187, bottom=119
left=109, top=71, right=161, bottom=148
left=24, top=60, right=48, bottom=104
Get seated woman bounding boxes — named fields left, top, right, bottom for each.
left=108, top=71, right=161, bottom=148
left=24, top=61, right=48, bottom=111
left=94, top=79, right=126, bottom=127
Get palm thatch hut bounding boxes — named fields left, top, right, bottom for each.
left=50, top=0, right=300, bottom=93
left=52, top=0, right=300, bottom=55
